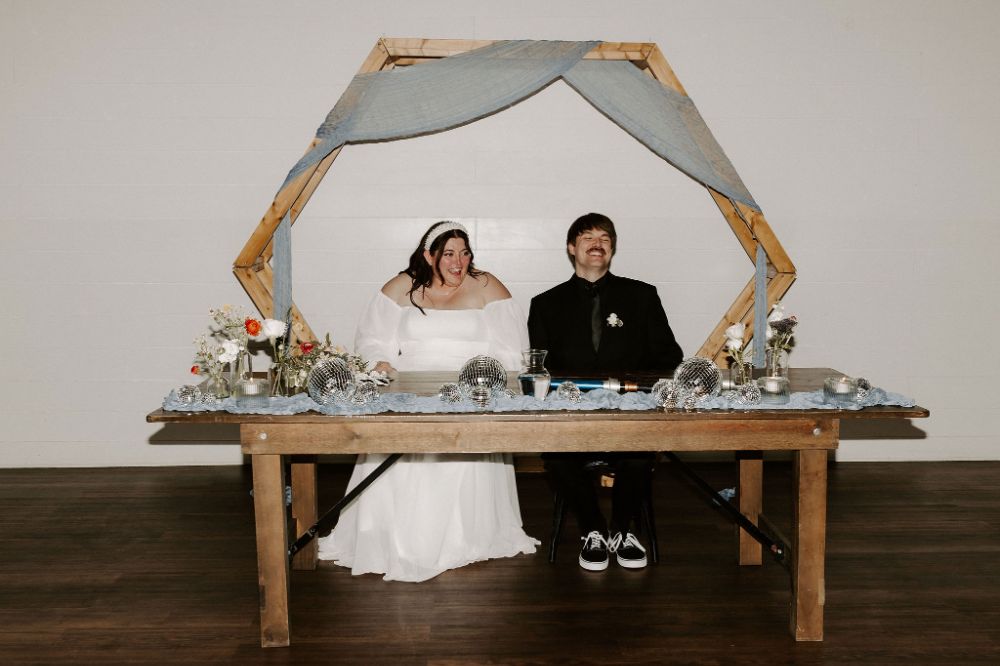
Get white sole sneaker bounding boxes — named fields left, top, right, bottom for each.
left=579, top=555, right=609, bottom=571
left=616, top=552, right=647, bottom=569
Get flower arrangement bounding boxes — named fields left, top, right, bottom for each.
left=764, top=302, right=798, bottom=377
left=606, top=313, right=623, bottom=328
left=269, top=333, right=364, bottom=395
left=723, top=322, right=752, bottom=385
left=190, top=305, right=262, bottom=394
left=189, top=304, right=377, bottom=401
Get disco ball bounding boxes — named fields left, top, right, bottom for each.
left=469, top=386, right=492, bottom=409
left=856, top=377, right=872, bottom=400
left=651, top=379, right=680, bottom=408
left=673, top=357, right=722, bottom=399
left=307, top=357, right=356, bottom=405
left=457, top=355, right=508, bottom=396
left=176, top=385, right=202, bottom=405
left=350, top=381, right=381, bottom=406
left=439, top=383, right=463, bottom=403
left=735, top=381, right=762, bottom=405
left=555, top=381, right=583, bottom=403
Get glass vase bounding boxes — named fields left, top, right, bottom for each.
left=204, top=368, right=230, bottom=400
left=517, top=349, right=551, bottom=399
left=232, top=350, right=270, bottom=409
left=758, top=348, right=790, bottom=404
left=729, top=360, right=752, bottom=387
left=269, top=364, right=284, bottom=397
left=764, top=348, right=789, bottom=379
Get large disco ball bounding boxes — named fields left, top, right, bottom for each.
left=457, top=355, right=508, bottom=395
left=307, top=357, right=356, bottom=405
left=673, top=357, right=722, bottom=398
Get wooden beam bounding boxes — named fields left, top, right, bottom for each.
left=643, top=44, right=687, bottom=96
left=260, top=146, right=343, bottom=266
left=737, top=451, right=764, bottom=566
left=251, top=453, right=290, bottom=647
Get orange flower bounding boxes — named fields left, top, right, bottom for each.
left=190, top=365, right=200, bottom=375
left=299, top=342, right=315, bottom=355
left=244, top=318, right=262, bottom=337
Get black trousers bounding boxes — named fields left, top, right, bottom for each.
left=542, top=452, right=654, bottom=537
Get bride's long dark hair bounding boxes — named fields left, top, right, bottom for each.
left=404, top=221, right=484, bottom=313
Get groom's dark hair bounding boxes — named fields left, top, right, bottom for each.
left=566, top=212, right=617, bottom=266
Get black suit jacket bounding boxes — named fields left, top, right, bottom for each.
left=528, top=273, right=683, bottom=376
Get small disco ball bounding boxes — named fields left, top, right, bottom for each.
left=439, top=383, right=463, bottom=403
left=735, top=381, right=762, bottom=406
left=307, top=357, right=356, bottom=405
left=457, top=355, right=508, bottom=396
left=555, top=381, right=583, bottom=403
left=651, top=379, right=680, bottom=408
left=176, top=385, right=202, bottom=405
left=682, top=392, right=700, bottom=411
left=350, top=381, right=381, bottom=406
left=469, top=386, right=492, bottom=408
left=200, top=392, right=220, bottom=407
left=856, top=377, right=872, bottom=400
left=673, top=357, right=722, bottom=399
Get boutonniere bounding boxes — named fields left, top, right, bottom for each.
left=606, top=313, right=623, bottom=328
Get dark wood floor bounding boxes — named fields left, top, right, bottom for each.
left=0, top=460, right=997, bottom=665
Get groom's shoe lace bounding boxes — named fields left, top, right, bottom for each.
left=609, top=531, right=647, bottom=569
left=578, top=530, right=610, bottom=571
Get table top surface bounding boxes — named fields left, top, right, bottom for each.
left=147, top=367, right=929, bottom=425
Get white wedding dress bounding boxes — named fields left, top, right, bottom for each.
left=317, top=291, right=539, bottom=582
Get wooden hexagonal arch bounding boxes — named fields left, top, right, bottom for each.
left=233, top=38, right=795, bottom=364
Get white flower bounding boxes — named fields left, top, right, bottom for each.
left=725, top=337, right=743, bottom=351
left=724, top=322, right=745, bottom=343
left=218, top=339, right=241, bottom=364
left=768, top=302, right=785, bottom=323
left=606, top=313, right=623, bottom=328
left=261, top=318, right=287, bottom=342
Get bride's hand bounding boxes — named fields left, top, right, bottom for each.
left=373, top=361, right=397, bottom=376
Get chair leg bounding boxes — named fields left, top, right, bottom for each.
left=641, top=499, right=659, bottom=564
left=549, top=493, right=566, bottom=563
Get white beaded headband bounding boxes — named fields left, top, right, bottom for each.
left=424, top=221, right=469, bottom=251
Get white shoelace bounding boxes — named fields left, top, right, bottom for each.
left=581, top=530, right=607, bottom=550
left=608, top=532, right=645, bottom=554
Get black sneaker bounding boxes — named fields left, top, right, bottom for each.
left=609, top=532, right=647, bottom=569
left=578, top=530, right=610, bottom=571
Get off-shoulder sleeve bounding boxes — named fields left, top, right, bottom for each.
left=484, top=298, right=530, bottom=371
left=354, top=291, right=403, bottom=365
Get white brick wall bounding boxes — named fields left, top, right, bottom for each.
left=2, top=0, right=997, bottom=466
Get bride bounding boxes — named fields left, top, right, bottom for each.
left=318, top=221, right=539, bottom=582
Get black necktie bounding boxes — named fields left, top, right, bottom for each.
left=588, top=287, right=602, bottom=352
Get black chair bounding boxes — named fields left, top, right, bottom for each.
left=547, top=459, right=659, bottom=564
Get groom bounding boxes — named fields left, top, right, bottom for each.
left=528, top=212, right=684, bottom=571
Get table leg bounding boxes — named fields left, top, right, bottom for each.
left=252, top=454, right=290, bottom=648
left=291, top=459, right=318, bottom=571
left=736, top=451, right=763, bottom=566
left=790, top=449, right=827, bottom=641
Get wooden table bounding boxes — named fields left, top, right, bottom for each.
left=147, top=368, right=928, bottom=647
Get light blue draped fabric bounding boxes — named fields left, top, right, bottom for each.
left=272, top=210, right=292, bottom=325
left=270, top=40, right=762, bottom=315
left=163, top=386, right=917, bottom=416
left=562, top=60, right=757, bottom=210
left=753, top=243, right=768, bottom=368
